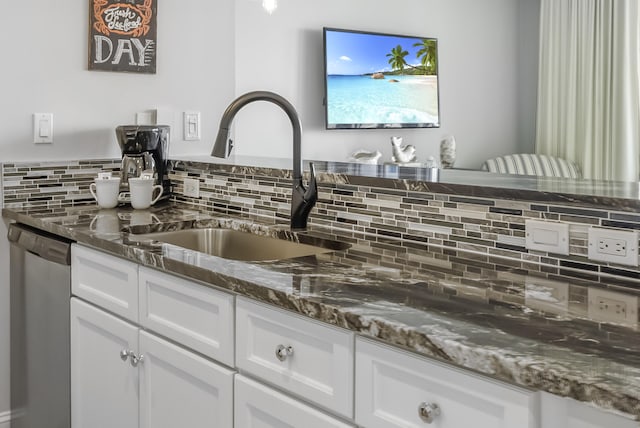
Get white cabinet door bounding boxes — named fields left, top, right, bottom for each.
left=236, top=297, right=354, bottom=418
left=356, top=337, right=537, bottom=428
left=539, top=392, right=638, bottom=428
left=70, top=298, right=139, bottom=428
left=234, top=375, right=355, bottom=428
left=139, top=331, right=234, bottom=428
left=139, top=266, right=235, bottom=366
left=72, top=244, right=139, bottom=322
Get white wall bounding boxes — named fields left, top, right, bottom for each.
left=232, top=0, right=540, bottom=168
left=0, top=0, right=235, bottom=162
left=0, top=0, right=236, bottom=417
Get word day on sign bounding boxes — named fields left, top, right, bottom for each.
left=89, top=0, right=157, bottom=74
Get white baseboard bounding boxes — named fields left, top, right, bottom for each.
left=0, top=410, right=12, bottom=428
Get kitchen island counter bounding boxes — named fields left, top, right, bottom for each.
left=4, top=201, right=640, bottom=420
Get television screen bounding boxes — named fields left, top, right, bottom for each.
left=323, top=27, right=440, bottom=129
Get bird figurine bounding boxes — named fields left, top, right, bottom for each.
left=349, top=149, right=382, bottom=164
left=390, top=136, right=417, bottom=164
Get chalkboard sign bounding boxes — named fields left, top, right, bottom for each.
left=88, top=0, right=157, bottom=74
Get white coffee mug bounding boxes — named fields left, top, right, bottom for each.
left=89, top=177, right=121, bottom=209
left=129, top=177, right=163, bottom=209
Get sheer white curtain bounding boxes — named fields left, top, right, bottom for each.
left=535, top=0, right=640, bottom=181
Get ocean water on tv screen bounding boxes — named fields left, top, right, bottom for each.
left=327, top=74, right=439, bottom=127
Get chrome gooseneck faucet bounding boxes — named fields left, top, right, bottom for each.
left=211, top=91, right=318, bottom=230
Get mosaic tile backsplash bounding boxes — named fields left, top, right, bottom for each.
left=2, top=159, right=120, bottom=210
left=3, top=158, right=640, bottom=292
left=169, top=160, right=640, bottom=292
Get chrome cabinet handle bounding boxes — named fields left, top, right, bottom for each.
left=130, top=353, right=144, bottom=367
left=119, top=350, right=144, bottom=366
left=418, top=402, right=440, bottom=423
left=275, top=344, right=294, bottom=361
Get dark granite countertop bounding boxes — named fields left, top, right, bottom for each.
left=4, top=201, right=640, bottom=420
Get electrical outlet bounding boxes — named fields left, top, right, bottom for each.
left=588, top=227, right=638, bottom=266
left=588, top=288, right=638, bottom=328
left=183, top=178, right=200, bottom=198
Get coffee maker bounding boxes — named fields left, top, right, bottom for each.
left=116, top=125, right=170, bottom=198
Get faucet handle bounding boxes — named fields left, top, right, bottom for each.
left=304, top=162, right=317, bottom=203
left=308, top=162, right=316, bottom=184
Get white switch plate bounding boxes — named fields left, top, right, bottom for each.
left=525, top=219, right=570, bottom=255
left=183, top=178, right=200, bottom=198
left=588, top=226, right=638, bottom=266
left=183, top=111, right=201, bottom=141
left=33, top=113, right=53, bottom=143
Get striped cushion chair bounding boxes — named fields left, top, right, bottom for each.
left=481, top=154, right=582, bottom=178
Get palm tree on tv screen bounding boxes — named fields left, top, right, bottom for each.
left=414, top=39, right=438, bottom=75
left=386, top=45, right=409, bottom=74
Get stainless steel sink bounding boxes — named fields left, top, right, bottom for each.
left=133, top=228, right=348, bottom=261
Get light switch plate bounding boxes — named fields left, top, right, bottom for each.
left=525, top=219, right=570, bottom=255
left=33, top=113, right=53, bottom=143
left=183, top=111, right=201, bottom=141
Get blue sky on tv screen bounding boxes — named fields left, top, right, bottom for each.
left=325, top=30, right=428, bottom=76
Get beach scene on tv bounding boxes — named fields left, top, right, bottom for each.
left=325, top=29, right=439, bottom=128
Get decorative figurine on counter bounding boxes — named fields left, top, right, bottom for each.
left=440, top=135, right=456, bottom=168
left=349, top=149, right=382, bottom=164
left=390, top=136, right=417, bottom=164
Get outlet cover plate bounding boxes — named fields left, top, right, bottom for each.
left=525, top=219, right=570, bottom=255
left=183, top=178, right=200, bottom=198
left=588, top=227, right=638, bottom=266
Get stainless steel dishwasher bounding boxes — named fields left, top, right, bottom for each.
left=8, top=223, right=71, bottom=428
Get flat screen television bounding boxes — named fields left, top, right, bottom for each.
left=323, top=27, right=440, bottom=130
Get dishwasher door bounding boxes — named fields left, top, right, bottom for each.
left=8, top=224, right=72, bottom=428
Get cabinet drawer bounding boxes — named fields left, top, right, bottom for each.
left=71, top=244, right=138, bottom=322
left=236, top=297, right=354, bottom=418
left=139, top=267, right=235, bottom=366
left=234, top=375, right=355, bottom=428
left=355, top=337, right=537, bottom=428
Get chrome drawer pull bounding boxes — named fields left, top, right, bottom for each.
left=130, top=353, right=145, bottom=367
left=275, top=344, right=294, bottom=361
left=120, top=350, right=144, bottom=366
left=418, top=402, right=440, bottom=423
